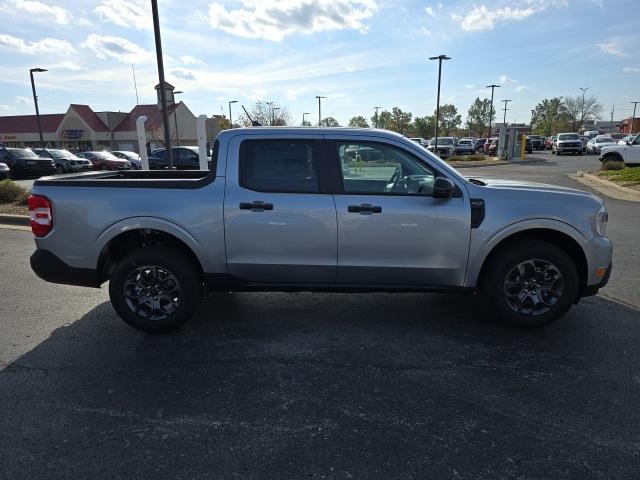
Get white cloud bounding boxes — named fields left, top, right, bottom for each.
left=499, top=74, right=516, bottom=84
left=208, top=0, right=378, bottom=41
left=77, top=17, right=93, bottom=26
left=82, top=34, right=151, bottom=63
left=52, top=61, right=84, bottom=71
left=452, top=5, right=537, bottom=32
left=0, top=0, right=72, bottom=24
left=515, top=85, right=529, bottom=92
left=95, top=0, right=151, bottom=30
left=623, top=66, right=640, bottom=73
left=425, top=5, right=434, bottom=16
left=0, top=34, right=76, bottom=55
left=465, top=84, right=475, bottom=89
left=16, top=96, right=32, bottom=105
left=179, top=55, right=206, bottom=66
left=0, top=104, right=12, bottom=111
left=597, top=41, right=627, bottom=57
left=419, top=26, right=431, bottom=35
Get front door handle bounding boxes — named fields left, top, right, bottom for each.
left=348, top=204, right=382, bottom=213
left=239, top=201, right=274, bottom=211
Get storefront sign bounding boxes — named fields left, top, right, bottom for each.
left=0, top=135, right=17, bottom=140
left=61, top=129, right=84, bottom=140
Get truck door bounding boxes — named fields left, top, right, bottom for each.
left=328, top=138, right=471, bottom=286
left=224, top=136, right=337, bottom=284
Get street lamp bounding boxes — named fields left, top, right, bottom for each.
left=374, top=106, right=382, bottom=128
left=173, top=90, right=183, bottom=146
left=530, top=109, right=535, bottom=133
left=151, top=0, right=172, bottom=168
left=579, top=86, right=590, bottom=132
left=429, top=55, right=451, bottom=151
left=272, top=107, right=280, bottom=126
left=486, top=84, right=500, bottom=138
left=315, top=96, right=326, bottom=126
left=501, top=99, right=511, bottom=128
left=29, top=67, right=47, bottom=147
left=228, top=100, right=238, bottom=129
left=302, top=112, right=311, bottom=126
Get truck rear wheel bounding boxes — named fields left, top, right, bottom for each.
left=109, top=246, right=202, bottom=333
left=483, top=240, right=579, bottom=328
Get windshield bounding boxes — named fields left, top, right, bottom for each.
left=7, top=148, right=39, bottom=159
left=49, top=149, right=77, bottom=159
left=96, top=152, right=121, bottom=160
left=458, top=140, right=471, bottom=145
left=430, top=138, right=453, bottom=145
left=596, top=137, right=614, bottom=143
left=558, top=134, right=579, bottom=140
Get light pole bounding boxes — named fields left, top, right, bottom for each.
left=530, top=109, right=535, bottom=134
left=272, top=107, right=280, bottom=126
left=429, top=55, right=451, bottom=151
left=151, top=0, right=172, bottom=167
left=501, top=99, right=511, bottom=128
left=630, top=101, right=639, bottom=134
left=228, top=100, right=237, bottom=129
left=172, top=90, right=183, bottom=146
left=374, top=106, right=382, bottom=128
left=315, top=96, right=325, bottom=126
left=579, top=86, right=590, bottom=132
left=486, top=84, right=500, bottom=138
left=29, top=67, right=47, bottom=147
left=302, top=112, right=311, bottom=126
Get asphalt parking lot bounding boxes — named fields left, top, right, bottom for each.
left=1, top=151, right=639, bottom=479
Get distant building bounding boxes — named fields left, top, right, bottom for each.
left=0, top=83, right=225, bottom=152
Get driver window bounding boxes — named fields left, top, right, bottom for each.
left=336, top=142, right=434, bottom=195
left=633, top=134, right=640, bottom=145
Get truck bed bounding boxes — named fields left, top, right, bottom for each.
left=33, top=169, right=213, bottom=189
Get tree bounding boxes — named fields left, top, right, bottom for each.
left=436, top=104, right=461, bottom=135
left=375, top=110, right=393, bottom=130
left=412, top=115, right=436, bottom=139
left=465, top=98, right=494, bottom=137
left=389, top=107, right=413, bottom=135
left=239, top=101, right=292, bottom=126
left=562, top=94, right=602, bottom=132
left=531, top=97, right=567, bottom=136
left=320, top=117, right=340, bottom=127
left=348, top=115, right=369, bottom=128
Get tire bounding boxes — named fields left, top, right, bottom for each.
left=109, top=246, right=203, bottom=333
left=55, top=164, right=65, bottom=175
left=482, top=240, right=579, bottom=328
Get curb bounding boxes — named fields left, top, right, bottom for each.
left=575, top=172, right=640, bottom=202
left=449, top=157, right=548, bottom=169
left=0, top=213, right=30, bottom=226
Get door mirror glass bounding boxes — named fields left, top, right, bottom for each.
left=432, top=177, right=455, bottom=199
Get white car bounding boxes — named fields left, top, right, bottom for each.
left=600, top=133, right=640, bottom=166
left=586, top=135, right=617, bottom=155
left=410, top=137, right=429, bottom=148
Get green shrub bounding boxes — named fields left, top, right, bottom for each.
left=0, top=180, right=29, bottom=204
left=600, top=160, right=624, bottom=171
left=448, top=153, right=485, bottom=162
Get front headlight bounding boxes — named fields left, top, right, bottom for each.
left=596, top=205, right=608, bottom=236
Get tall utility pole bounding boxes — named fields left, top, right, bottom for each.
left=315, top=96, right=326, bottom=126
left=501, top=99, right=511, bottom=127
left=579, top=86, right=590, bottom=132
left=486, top=84, right=500, bottom=138
left=302, top=112, right=310, bottom=126
left=151, top=0, right=172, bottom=168
left=429, top=55, right=451, bottom=151
left=530, top=109, right=535, bottom=133
left=374, top=106, right=382, bottom=128
left=228, top=100, right=238, bottom=129
left=29, top=67, right=47, bottom=147
left=630, top=101, right=639, bottom=134
left=610, top=105, right=615, bottom=131
left=173, top=90, right=183, bottom=146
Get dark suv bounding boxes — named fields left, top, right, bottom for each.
left=0, top=147, right=55, bottom=178
left=33, top=148, right=93, bottom=174
left=148, top=146, right=211, bottom=170
left=527, top=135, right=544, bottom=151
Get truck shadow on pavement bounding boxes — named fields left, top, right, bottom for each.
left=2, top=292, right=640, bottom=479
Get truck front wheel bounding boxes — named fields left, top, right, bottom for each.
left=109, top=246, right=202, bottom=333
left=483, top=240, right=579, bottom=328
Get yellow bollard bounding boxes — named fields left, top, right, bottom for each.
left=520, top=134, right=526, bottom=160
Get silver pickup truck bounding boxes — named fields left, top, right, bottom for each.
left=28, top=128, right=612, bottom=332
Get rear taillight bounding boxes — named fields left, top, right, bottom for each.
left=28, top=194, right=53, bottom=237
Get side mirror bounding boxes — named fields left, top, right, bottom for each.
left=433, top=177, right=455, bottom=199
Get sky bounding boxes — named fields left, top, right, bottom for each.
left=0, top=0, right=638, bottom=126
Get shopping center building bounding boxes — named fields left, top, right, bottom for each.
left=0, top=83, right=226, bottom=152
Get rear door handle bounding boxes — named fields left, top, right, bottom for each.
left=239, top=201, right=274, bottom=211
left=348, top=204, right=382, bottom=213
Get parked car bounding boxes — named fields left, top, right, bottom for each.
left=77, top=151, right=132, bottom=171
left=111, top=151, right=142, bottom=169
left=455, top=138, right=475, bottom=155
left=579, top=136, right=589, bottom=152
left=474, top=138, right=487, bottom=153
left=0, top=162, right=10, bottom=180
left=616, top=135, right=634, bottom=145
left=29, top=127, right=612, bottom=333
left=33, top=148, right=93, bottom=174
left=488, top=138, right=499, bottom=156
left=586, top=135, right=617, bottom=155
left=599, top=133, right=640, bottom=166
left=427, top=137, right=455, bottom=159
left=0, top=147, right=55, bottom=178
left=148, top=146, right=210, bottom=170
left=409, top=138, right=429, bottom=148
left=610, top=133, right=627, bottom=141
left=553, top=133, right=583, bottom=155
left=545, top=136, right=555, bottom=150
left=484, top=137, right=498, bottom=154
left=583, top=130, right=600, bottom=139
left=527, top=135, right=544, bottom=150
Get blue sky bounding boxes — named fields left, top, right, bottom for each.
left=0, top=0, right=638, bottom=126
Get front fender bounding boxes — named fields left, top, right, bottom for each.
left=465, top=218, right=588, bottom=287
